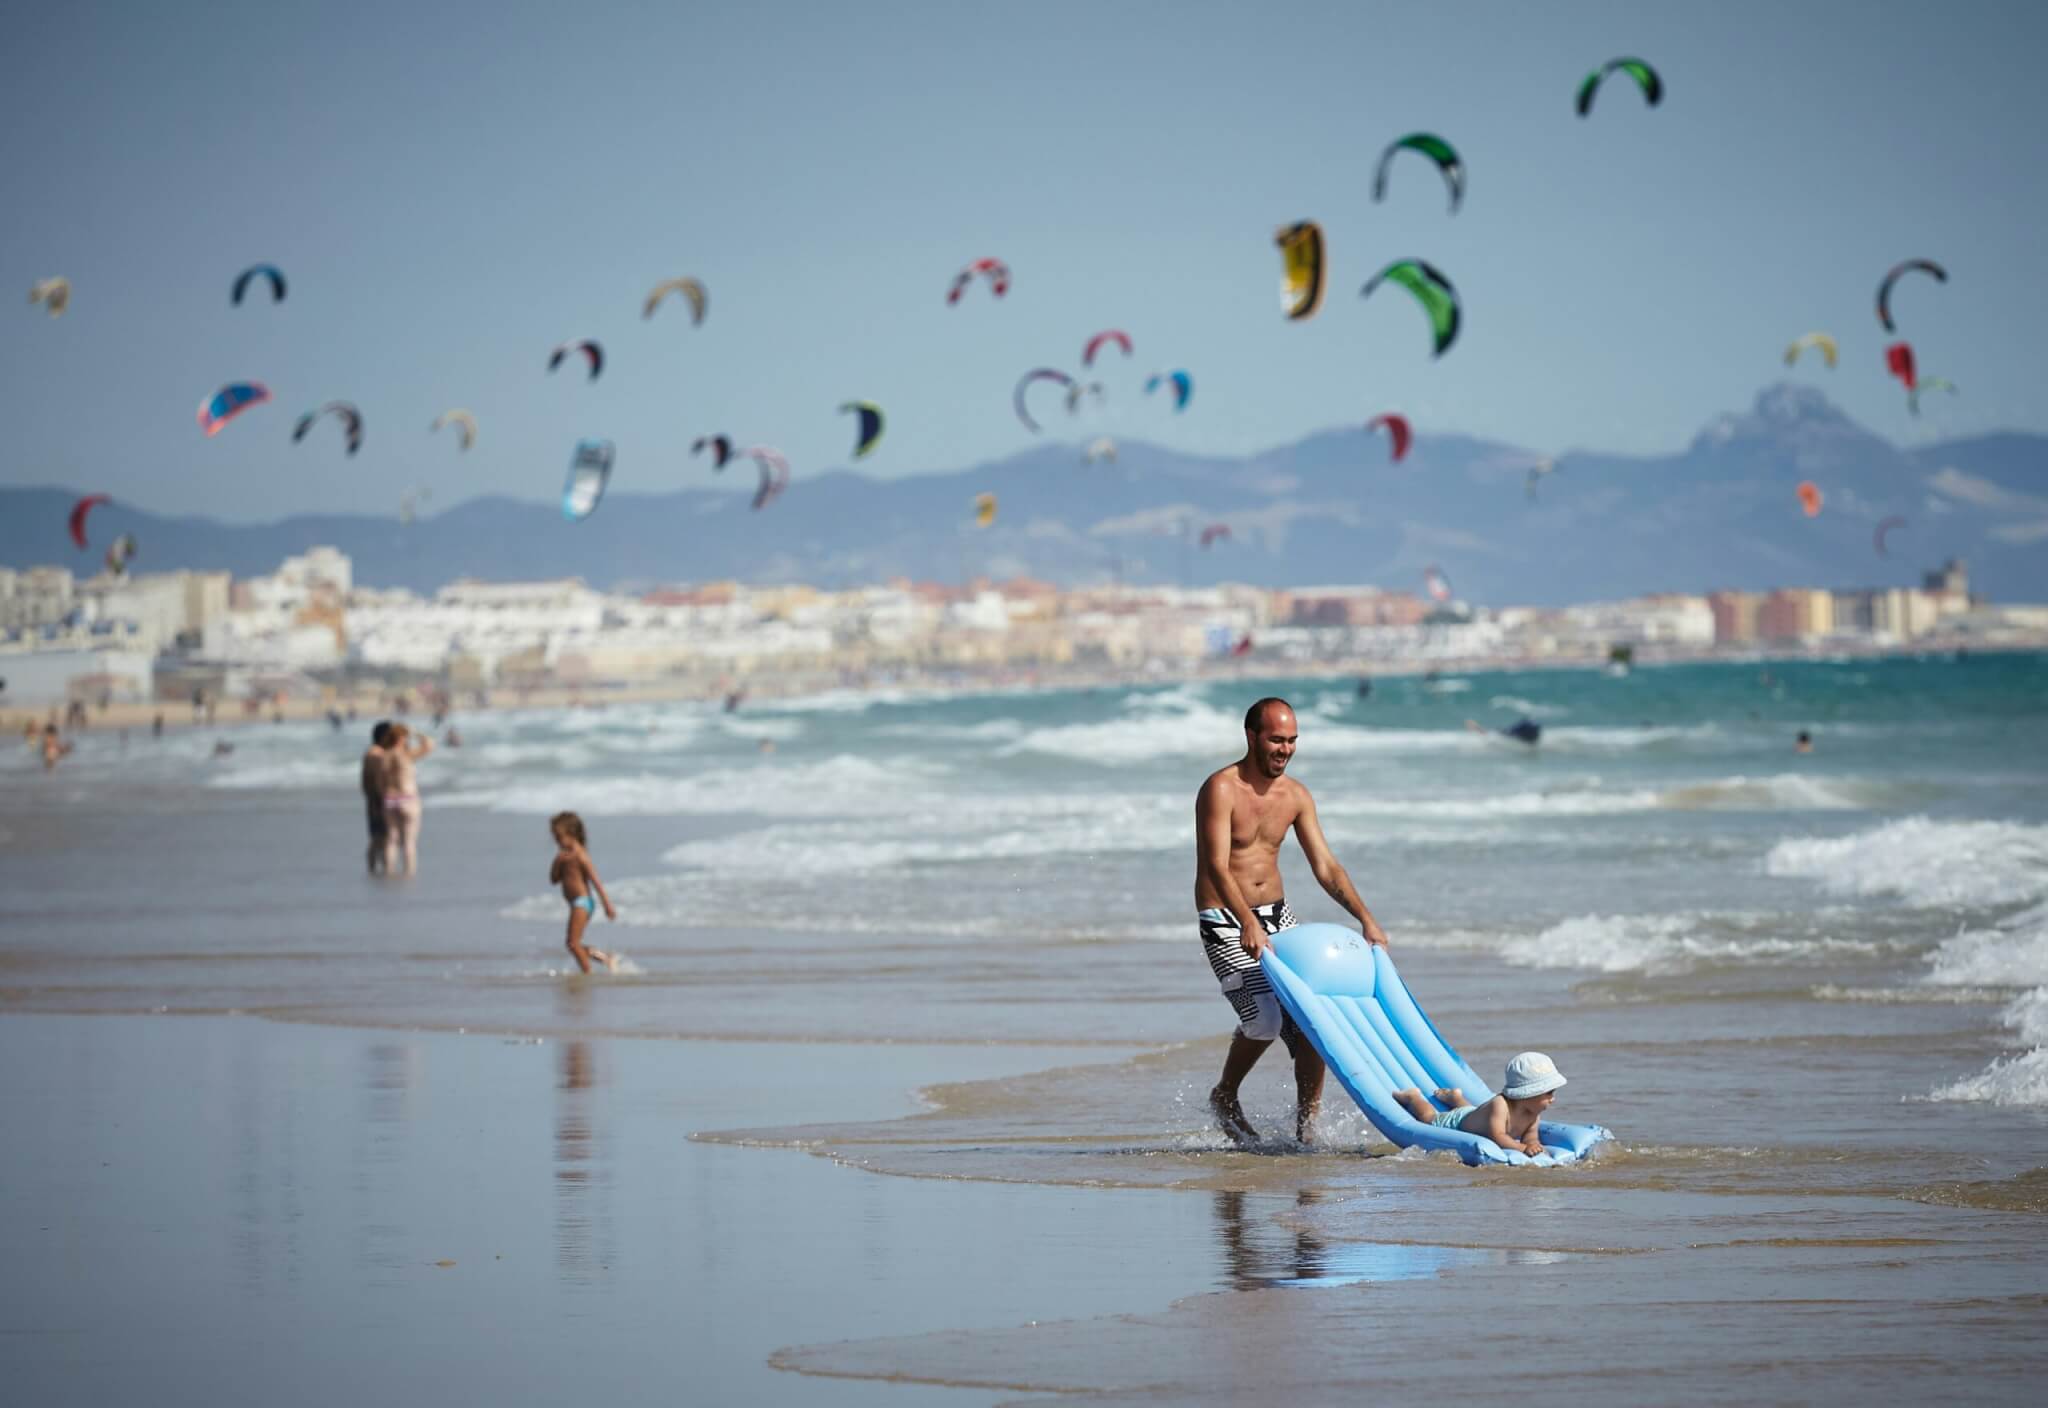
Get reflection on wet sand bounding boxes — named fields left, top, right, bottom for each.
left=555, top=1037, right=613, bottom=1282
left=1212, top=1189, right=1510, bottom=1289
left=354, top=1041, right=419, bottom=1281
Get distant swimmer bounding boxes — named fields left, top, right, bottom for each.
left=1355, top=678, right=1373, bottom=699
left=1466, top=716, right=1542, bottom=746
left=1197, top=697, right=1391, bottom=1146
left=1795, top=730, right=1813, bottom=754
left=151, top=713, right=164, bottom=739
left=444, top=725, right=462, bottom=749
left=211, top=740, right=235, bottom=758
left=723, top=688, right=747, bottom=713
left=41, top=723, right=72, bottom=770
left=549, top=812, right=618, bottom=974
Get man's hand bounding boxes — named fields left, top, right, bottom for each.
left=1362, top=919, right=1390, bottom=949
left=1238, top=923, right=1270, bottom=960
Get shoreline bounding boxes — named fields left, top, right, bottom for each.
left=11, top=636, right=2033, bottom=741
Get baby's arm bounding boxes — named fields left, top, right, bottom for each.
left=549, top=853, right=566, bottom=886
left=1477, top=1101, right=1535, bottom=1155
left=585, top=851, right=614, bottom=916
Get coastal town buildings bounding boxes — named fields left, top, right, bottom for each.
left=1, top=547, right=2041, bottom=709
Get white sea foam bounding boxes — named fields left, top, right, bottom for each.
left=1497, top=913, right=1883, bottom=975
left=1003, top=699, right=1248, bottom=762
left=1922, top=903, right=2048, bottom=1106
left=1488, top=695, right=1569, bottom=718
left=1812, top=984, right=2007, bottom=1005
left=1325, top=788, right=1664, bottom=821
left=872, top=718, right=1027, bottom=743
left=1927, top=1048, right=2048, bottom=1106
left=205, top=757, right=359, bottom=790
left=447, top=753, right=934, bottom=818
left=659, top=793, right=1188, bottom=875
left=1765, top=818, right=2048, bottom=909
left=1321, top=773, right=1874, bottom=823
left=1925, top=925, right=2048, bottom=991
left=1006, top=701, right=1479, bottom=764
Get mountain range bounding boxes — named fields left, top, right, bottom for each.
left=5, top=385, right=2043, bottom=605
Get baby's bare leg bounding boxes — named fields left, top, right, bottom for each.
left=1434, top=1088, right=1469, bottom=1109
left=565, top=907, right=595, bottom=974
left=1392, top=1088, right=1437, bottom=1122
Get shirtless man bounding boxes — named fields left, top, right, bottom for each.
left=361, top=722, right=393, bottom=875
left=1197, top=697, right=1389, bottom=1145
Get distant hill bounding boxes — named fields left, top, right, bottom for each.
left=5, top=385, right=2043, bottom=604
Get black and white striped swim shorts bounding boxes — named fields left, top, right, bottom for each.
left=1198, top=899, right=1299, bottom=1042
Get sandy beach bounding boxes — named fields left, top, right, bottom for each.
left=4, top=657, right=2045, bottom=1403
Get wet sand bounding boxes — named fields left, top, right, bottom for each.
left=0, top=1014, right=1163, bottom=1407
left=7, top=1011, right=2040, bottom=1406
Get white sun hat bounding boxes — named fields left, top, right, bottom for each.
left=1502, top=1051, right=1567, bottom=1099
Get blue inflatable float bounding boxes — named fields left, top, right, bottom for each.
left=1260, top=924, right=1611, bottom=1167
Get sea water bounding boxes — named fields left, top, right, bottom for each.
left=6, top=652, right=2047, bottom=1126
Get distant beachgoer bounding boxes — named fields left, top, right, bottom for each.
left=1466, top=716, right=1542, bottom=746
left=757, top=737, right=775, bottom=755
left=151, top=713, right=164, bottom=739
left=1197, top=697, right=1390, bottom=1146
left=381, top=723, right=434, bottom=874
left=211, top=740, right=234, bottom=758
left=1354, top=678, right=1373, bottom=699
left=41, top=723, right=70, bottom=770
left=1795, top=730, right=1813, bottom=754
left=190, top=689, right=203, bottom=723
left=326, top=709, right=344, bottom=732
left=723, top=688, right=746, bottom=714
left=549, top=812, right=617, bottom=974
left=443, top=725, right=462, bottom=748
left=1391, top=1052, right=1568, bottom=1159
left=362, top=722, right=393, bottom=875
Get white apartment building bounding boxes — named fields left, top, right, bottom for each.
left=0, top=566, right=76, bottom=630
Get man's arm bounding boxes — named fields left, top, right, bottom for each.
left=1196, top=776, right=1270, bottom=957
left=1292, top=788, right=1389, bottom=946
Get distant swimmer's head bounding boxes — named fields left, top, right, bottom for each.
left=372, top=720, right=394, bottom=747
left=550, top=811, right=588, bottom=847
left=1502, top=1051, right=1567, bottom=1110
left=1795, top=730, right=1813, bottom=753
left=1243, top=697, right=1297, bottom=778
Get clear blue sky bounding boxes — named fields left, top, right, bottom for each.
left=5, top=0, right=2041, bottom=522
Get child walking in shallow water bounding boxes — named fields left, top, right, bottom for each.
left=549, top=812, right=617, bottom=974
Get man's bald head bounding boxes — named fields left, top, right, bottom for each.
left=1244, top=697, right=1295, bottom=734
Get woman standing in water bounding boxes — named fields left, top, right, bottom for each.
left=381, top=723, right=434, bottom=874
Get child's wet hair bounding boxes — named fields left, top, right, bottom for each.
left=550, top=811, right=588, bottom=845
